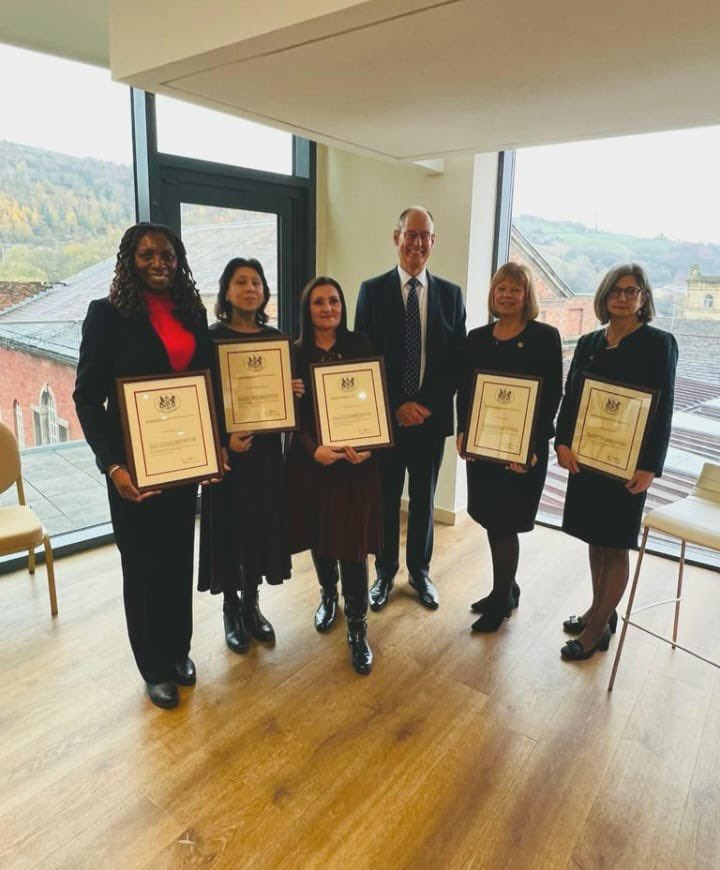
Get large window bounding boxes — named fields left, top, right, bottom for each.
left=0, top=44, right=315, bottom=558
left=510, top=127, right=720, bottom=566
left=0, top=44, right=134, bottom=539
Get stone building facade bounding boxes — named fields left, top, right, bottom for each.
left=683, top=265, right=720, bottom=321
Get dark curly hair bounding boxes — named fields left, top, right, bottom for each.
left=296, top=275, right=349, bottom=349
left=108, top=222, right=205, bottom=327
left=214, top=257, right=271, bottom=326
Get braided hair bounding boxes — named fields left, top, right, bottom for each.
left=108, top=222, right=205, bottom=327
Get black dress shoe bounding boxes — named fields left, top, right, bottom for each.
left=223, top=600, right=249, bottom=654
left=563, top=610, right=618, bottom=636
left=471, top=581, right=521, bottom=614
left=314, top=592, right=338, bottom=632
left=146, top=681, right=179, bottom=709
left=243, top=603, right=276, bottom=644
left=347, top=617, right=373, bottom=675
left=173, top=657, right=196, bottom=686
left=560, top=626, right=612, bottom=661
left=408, top=575, right=439, bottom=610
left=369, top=576, right=394, bottom=611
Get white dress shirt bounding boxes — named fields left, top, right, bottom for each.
left=398, top=265, right=428, bottom=386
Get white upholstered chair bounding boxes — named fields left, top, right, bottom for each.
left=608, top=462, right=720, bottom=690
left=0, top=421, right=58, bottom=615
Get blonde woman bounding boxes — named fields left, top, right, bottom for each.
left=457, top=263, right=563, bottom=632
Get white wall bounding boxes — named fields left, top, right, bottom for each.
left=316, top=146, right=498, bottom=518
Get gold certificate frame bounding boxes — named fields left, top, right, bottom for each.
left=215, top=336, right=297, bottom=434
left=117, top=370, right=223, bottom=491
left=571, top=376, right=657, bottom=481
left=311, top=357, right=393, bottom=450
left=462, top=371, right=541, bottom=465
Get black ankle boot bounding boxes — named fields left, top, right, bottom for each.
left=346, top=617, right=373, bottom=675
left=242, top=587, right=276, bottom=644
left=223, top=597, right=249, bottom=654
left=314, top=589, right=338, bottom=633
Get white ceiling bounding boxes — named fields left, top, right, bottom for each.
left=5, top=0, right=720, bottom=159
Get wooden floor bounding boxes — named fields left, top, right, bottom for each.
left=2, top=516, right=720, bottom=870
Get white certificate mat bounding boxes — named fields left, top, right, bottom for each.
left=216, top=336, right=297, bottom=434
left=118, top=371, right=222, bottom=491
left=571, top=377, right=656, bottom=480
left=462, top=372, right=541, bottom=465
left=311, top=358, right=393, bottom=450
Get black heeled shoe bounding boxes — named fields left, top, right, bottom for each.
left=471, top=602, right=513, bottom=633
left=146, top=681, right=179, bottom=709
left=314, top=591, right=338, bottom=633
left=173, top=657, right=196, bottom=686
left=563, top=610, right=618, bottom=636
left=560, top=626, right=612, bottom=661
left=223, top=599, right=249, bottom=654
left=471, top=581, right=520, bottom=614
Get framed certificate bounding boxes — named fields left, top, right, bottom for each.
left=461, top=371, right=541, bottom=465
left=117, top=371, right=223, bottom=491
left=571, top=376, right=657, bottom=480
left=311, top=357, right=393, bottom=450
left=215, top=336, right=297, bottom=434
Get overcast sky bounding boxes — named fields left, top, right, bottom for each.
left=2, top=43, right=720, bottom=245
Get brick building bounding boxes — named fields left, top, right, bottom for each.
left=509, top=226, right=596, bottom=343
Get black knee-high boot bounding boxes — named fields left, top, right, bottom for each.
left=223, top=590, right=249, bottom=654
left=341, top=560, right=372, bottom=674
left=242, top=574, right=276, bottom=643
left=312, top=551, right=339, bottom=633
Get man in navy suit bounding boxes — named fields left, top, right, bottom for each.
left=355, top=207, right=466, bottom=610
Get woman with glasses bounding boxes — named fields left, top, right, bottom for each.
left=555, top=263, right=678, bottom=661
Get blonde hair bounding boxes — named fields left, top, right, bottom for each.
left=488, top=262, right=539, bottom=321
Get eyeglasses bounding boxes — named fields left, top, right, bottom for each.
left=401, top=231, right=433, bottom=243
left=608, top=286, right=643, bottom=299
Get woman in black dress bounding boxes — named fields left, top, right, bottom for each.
left=199, top=257, right=303, bottom=654
left=555, top=263, right=678, bottom=660
left=457, top=262, right=563, bottom=632
left=287, top=277, right=382, bottom=675
left=74, top=223, right=211, bottom=709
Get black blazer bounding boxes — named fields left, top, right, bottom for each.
left=555, top=324, right=678, bottom=476
left=457, top=320, right=563, bottom=449
left=355, top=268, right=466, bottom=436
left=73, top=298, right=211, bottom=473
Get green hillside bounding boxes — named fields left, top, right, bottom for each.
left=515, top=214, right=720, bottom=296
left=0, top=141, right=134, bottom=282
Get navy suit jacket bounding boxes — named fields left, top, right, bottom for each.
left=355, top=268, right=466, bottom=437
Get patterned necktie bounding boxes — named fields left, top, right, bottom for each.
left=403, top=277, right=421, bottom=399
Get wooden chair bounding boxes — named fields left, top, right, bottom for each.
left=608, top=462, right=720, bottom=690
left=0, top=421, right=58, bottom=615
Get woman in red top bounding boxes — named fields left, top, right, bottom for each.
left=74, top=223, right=212, bottom=709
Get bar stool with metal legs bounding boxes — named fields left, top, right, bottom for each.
left=608, top=462, right=720, bottom=691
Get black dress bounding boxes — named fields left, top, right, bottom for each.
left=457, top=320, right=563, bottom=533
left=555, top=324, right=678, bottom=549
left=198, top=323, right=291, bottom=593
left=287, top=331, right=383, bottom=562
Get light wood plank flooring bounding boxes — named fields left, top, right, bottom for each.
left=1, top=516, right=719, bottom=869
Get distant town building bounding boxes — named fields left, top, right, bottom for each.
left=684, top=265, right=720, bottom=321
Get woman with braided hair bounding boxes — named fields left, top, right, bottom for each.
left=74, top=223, right=212, bottom=709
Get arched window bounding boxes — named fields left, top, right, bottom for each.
left=703, top=293, right=715, bottom=309
left=13, top=400, right=25, bottom=449
left=33, top=385, right=59, bottom=445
